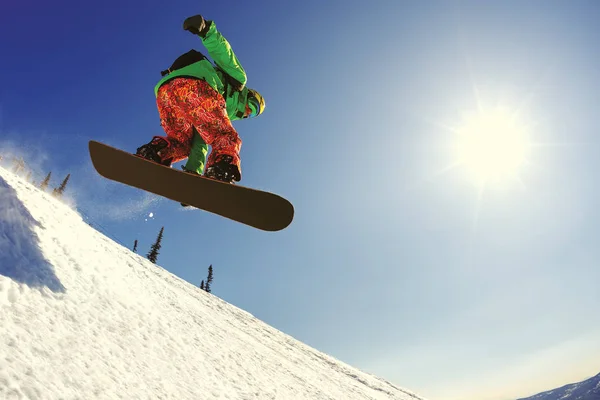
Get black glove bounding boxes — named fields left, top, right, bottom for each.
left=183, top=15, right=212, bottom=37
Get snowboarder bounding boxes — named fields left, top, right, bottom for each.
left=135, top=14, right=265, bottom=187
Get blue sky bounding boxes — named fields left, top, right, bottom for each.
left=2, top=1, right=600, bottom=399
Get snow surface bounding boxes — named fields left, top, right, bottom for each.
left=0, top=166, right=427, bottom=400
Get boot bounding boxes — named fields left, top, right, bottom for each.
left=135, top=136, right=172, bottom=166
left=204, top=155, right=241, bottom=184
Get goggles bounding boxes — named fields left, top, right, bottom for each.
left=243, top=97, right=260, bottom=119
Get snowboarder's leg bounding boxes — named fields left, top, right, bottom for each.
left=180, top=128, right=208, bottom=207
left=152, top=80, right=198, bottom=164
left=183, top=128, right=208, bottom=175
left=137, top=78, right=203, bottom=166
left=185, top=80, right=242, bottom=182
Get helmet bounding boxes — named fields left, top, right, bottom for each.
left=246, top=89, right=265, bottom=118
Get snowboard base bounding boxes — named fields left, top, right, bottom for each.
left=88, top=141, right=294, bottom=231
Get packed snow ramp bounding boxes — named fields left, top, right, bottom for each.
left=0, top=166, right=426, bottom=400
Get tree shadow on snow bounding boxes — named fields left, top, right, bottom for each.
left=0, top=177, right=65, bottom=292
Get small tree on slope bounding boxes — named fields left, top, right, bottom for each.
left=146, top=227, right=164, bottom=264
left=39, top=172, right=52, bottom=190
left=204, top=265, right=213, bottom=293
left=52, top=174, right=71, bottom=197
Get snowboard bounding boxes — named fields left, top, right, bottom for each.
left=88, top=140, right=294, bottom=232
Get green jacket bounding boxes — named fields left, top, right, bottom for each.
left=154, top=21, right=252, bottom=122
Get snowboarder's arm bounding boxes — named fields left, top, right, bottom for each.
left=200, top=22, right=248, bottom=89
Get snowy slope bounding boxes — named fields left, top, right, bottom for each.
left=517, top=372, right=600, bottom=400
left=0, top=166, right=426, bottom=400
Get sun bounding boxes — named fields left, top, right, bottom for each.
left=455, top=107, right=531, bottom=185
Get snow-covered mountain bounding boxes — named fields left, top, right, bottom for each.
left=517, top=372, right=600, bottom=400
left=0, top=166, right=426, bottom=400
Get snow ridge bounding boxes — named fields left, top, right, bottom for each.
left=517, top=372, right=600, bottom=400
left=0, top=167, right=426, bottom=400
left=0, top=176, right=64, bottom=293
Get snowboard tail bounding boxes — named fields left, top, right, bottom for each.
left=88, top=140, right=294, bottom=231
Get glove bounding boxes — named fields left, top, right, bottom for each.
left=183, top=15, right=212, bottom=37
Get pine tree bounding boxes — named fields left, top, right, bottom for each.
left=39, top=172, right=52, bottom=190
left=52, top=174, right=71, bottom=197
left=204, top=264, right=213, bottom=293
left=200, top=280, right=205, bottom=290
left=146, top=226, right=164, bottom=264
left=133, top=240, right=138, bottom=253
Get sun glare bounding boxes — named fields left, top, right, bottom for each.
left=455, top=107, right=531, bottom=185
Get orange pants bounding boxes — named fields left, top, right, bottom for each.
left=154, top=78, right=242, bottom=172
